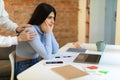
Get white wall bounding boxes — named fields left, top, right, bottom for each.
left=78, top=0, right=120, bottom=44
left=90, top=0, right=105, bottom=43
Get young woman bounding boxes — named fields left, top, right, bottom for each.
left=15, top=3, right=59, bottom=78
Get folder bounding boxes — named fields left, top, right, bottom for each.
left=51, top=65, right=88, bottom=79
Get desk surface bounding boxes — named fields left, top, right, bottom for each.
left=17, top=43, right=120, bottom=80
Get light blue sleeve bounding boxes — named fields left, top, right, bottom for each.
left=51, top=33, right=59, bottom=54
left=28, top=27, right=53, bottom=59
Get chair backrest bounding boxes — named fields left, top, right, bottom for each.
left=9, top=51, right=15, bottom=80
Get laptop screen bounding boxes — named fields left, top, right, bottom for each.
left=73, top=53, right=101, bottom=64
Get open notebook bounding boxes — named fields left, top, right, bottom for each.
left=74, top=53, right=101, bottom=64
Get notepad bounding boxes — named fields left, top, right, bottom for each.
left=51, top=65, right=88, bottom=79
left=66, top=48, right=87, bottom=53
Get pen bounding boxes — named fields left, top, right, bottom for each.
left=46, top=61, right=63, bottom=64
left=55, top=56, right=60, bottom=58
left=63, top=56, right=72, bottom=58
left=55, top=56, right=72, bottom=58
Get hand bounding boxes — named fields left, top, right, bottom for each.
left=41, top=20, right=53, bottom=33
left=16, top=24, right=32, bottom=33
left=45, top=20, right=53, bottom=33
left=73, top=42, right=85, bottom=49
left=17, top=28, right=37, bottom=42
left=73, top=42, right=81, bottom=48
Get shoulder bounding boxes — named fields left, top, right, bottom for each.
left=25, top=25, right=39, bottom=32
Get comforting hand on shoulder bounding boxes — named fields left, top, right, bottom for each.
left=16, top=24, right=32, bottom=33
left=18, top=28, right=37, bottom=42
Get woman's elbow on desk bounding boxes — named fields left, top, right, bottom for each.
left=52, top=50, right=59, bottom=54
left=52, top=45, right=59, bottom=54
left=41, top=53, right=52, bottom=59
left=43, top=56, right=52, bottom=60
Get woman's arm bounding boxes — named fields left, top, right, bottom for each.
left=51, top=33, right=59, bottom=54
left=28, top=27, right=53, bottom=59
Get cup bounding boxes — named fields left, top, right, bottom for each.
left=96, top=41, right=105, bottom=52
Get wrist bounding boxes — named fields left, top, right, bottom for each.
left=17, top=36, right=22, bottom=42
left=16, top=27, right=20, bottom=33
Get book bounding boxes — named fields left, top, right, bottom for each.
left=51, top=65, right=88, bottom=79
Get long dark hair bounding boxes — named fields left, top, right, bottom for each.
left=28, top=3, right=56, bottom=25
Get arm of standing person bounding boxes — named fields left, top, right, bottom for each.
left=0, top=0, right=37, bottom=47
left=0, top=0, right=32, bottom=32
left=0, top=28, right=36, bottom=47
left=0, top=0, right=18, bottom=31
left=0, top=35, right=17, bottom=47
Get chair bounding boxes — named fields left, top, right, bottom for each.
left=9, top=51, right=15, bottom=80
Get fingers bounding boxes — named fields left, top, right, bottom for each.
left=16, top=24, right=32, bottom=33
left=23, top=28, right=30, bottom=32
left=20, top=24, right=32, bottom=29
left=73, top=42, right=81, bottom=48
left=25, top=28, right=37, bottom=35
left=44, top=20, right=49, bottom=28
left=25, top=29, right=37, bottom=40
left=44, top=20, right=53, bottom=33
left=27, top=31, right=37, bottom=40
left=18, top=29, right=37, bottom=42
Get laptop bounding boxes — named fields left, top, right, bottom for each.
left=73, top=53, right=101, bottom=64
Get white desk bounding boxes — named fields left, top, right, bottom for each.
left=17, top=43, right=120, bottom=80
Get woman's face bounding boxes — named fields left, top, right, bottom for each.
left=40, top=12, right=55, bottom=28
left=45, top=12, right=55, bottom=27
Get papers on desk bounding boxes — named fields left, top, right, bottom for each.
left=53, top=52, right=79, bottom=62
left=53, top=47, right=88, bottom=62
